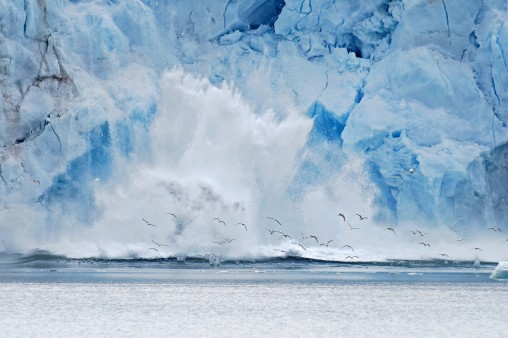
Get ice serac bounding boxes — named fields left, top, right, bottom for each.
left=223, top=0, right=285, bottom=33
left=0, top=0, right=507, bottom=257
left=341, top=0, right=508, bottom=227
left=275, top=0, right=401, bottom=60
left=0, top=0, right=160, bottom=238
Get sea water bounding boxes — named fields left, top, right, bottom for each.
left=1, top=259, right=507, bottom=337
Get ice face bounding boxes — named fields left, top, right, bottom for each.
left=0, top=0, right=506, bottom=259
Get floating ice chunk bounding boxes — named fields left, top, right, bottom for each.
left=490, top=262, right=508, bottom=280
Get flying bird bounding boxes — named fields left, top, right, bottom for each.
left=148, top=247, right=160, bottom=255
left=338, top=213, right=346, bottom=222
left=488, top=227, right=502, bottom=232
left=280, top=232, right=293, bottom=240
left=345, top=255, right=359, bottom=260
left=410, top=230, right=425, bottom=236
left=291, top=242, right=307, bottom=250
left=143, top=218, right=157, bottom=227
left=151, top=240, right=168, bottom=247
left=274, top=249, right=289, bottom=254
left=266, top=228, right=278, bottom=235
left=347, top=222, right=360, bottom=231
left=439, top=253, right=450, bottom=257
left=385, top=227, right=396, bottom=235
left=320, top=240, right=334, bottom=247
left=418, top=242, right=430, bottom=247
left=342, top=244, right=354, bottom=252
left=473, top=247, right=483, bottom=252
left=309, top=235, right=319, bottom=243
left=401, top=168, right=416, bottom=174
left=267, top=216, right=282, bottom=225
left=165, top=212, right=177, bottom=218
left=222, top=238, right=235, bottom=244
left=236, top=223, right=248, bottom=231
left=355, top=213, right=368, bottom=220
left=213, top=218, right=226, bottom=226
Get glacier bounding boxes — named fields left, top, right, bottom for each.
left=0, top=0, right=507, bottom=262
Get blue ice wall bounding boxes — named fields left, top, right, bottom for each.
left=38, top=122, right=112, bottom=224
left=0, top=0, right=506, bottom=241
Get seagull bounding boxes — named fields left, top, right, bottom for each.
left=401, top=168, right=428, bottom=178
left=33, top=179, right=40, bottom=184
left=320, top=240, right=334, bottom=247
left=280, top=232, right=293, bottom=240
left=338, top=213, right=346, bottom=222
left=473, top=247, right=483, bottom=252
left=355, top=213, right=368, bottom=220
left=266, top=228, right=278, bottom=235
left=143, top=218, right=157, bottom=227
left=448, top=226, right=459, bottom=233
left=165, top=212, right=177, bottom=218
left=439, top=253, right=450, bottom=257
left=267, top=216, right=282, bottom=225
left=455, top=238, right=467, bottom=242
left=385, top=227, right=396, bottom=235
left=419, top=242, right=430, bottom=247
left=414, top=230, right=425, bottom=236
left=347, top=222, right=360, bottom=231
left=488, top=227, right=502, bottom=232
left=342, top=244, right=354, bottom=252
left=291, top=242, right=307, bottom=250
left=148, top=247, right=160, bottom=255
left=236, top=223, right=248, bottom=231
left=274, top=249, right=289, bottom=254
left=345, top=255, right=359, bottom=260
left=309, top=235, right=319, bottom=243
left=212, top=240, right=226, bottom=245
left=401, top=168, right=416, bottom=174
left=222, top=238, right=235, bottom=244
left=151, top=240, right=168, bottom=247
left=213, top=218, right=226, bottom=226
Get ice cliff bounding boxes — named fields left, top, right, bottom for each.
left=0, top=0, right=506, bottom=258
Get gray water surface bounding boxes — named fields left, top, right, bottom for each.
left=0, top=261, right=507, bottom=337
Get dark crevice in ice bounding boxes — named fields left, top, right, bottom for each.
left=247, top=0, right=286, bottom=30
left=223, top=0, right=234, bottom=29
left=440, top=0, right=451, bottom=46
left=23, top=0, right=28, bottom=38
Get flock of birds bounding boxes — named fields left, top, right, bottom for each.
left=141, top=209, right=507, bottom=264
